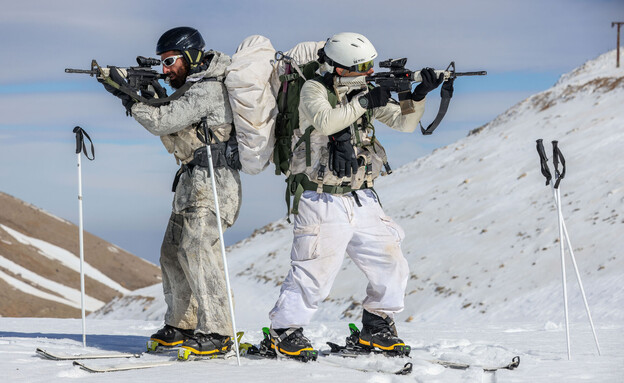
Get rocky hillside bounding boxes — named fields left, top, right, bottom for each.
left=0, top=192, right=161, bottom=317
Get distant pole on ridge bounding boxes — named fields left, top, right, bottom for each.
left=613, top=22, right=623, bottom=68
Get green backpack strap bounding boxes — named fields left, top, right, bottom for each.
left=293, top=75, right=338, bottom=167
left=285, top=173, right=309, bottom=221
left=273, top=61, right=321, bottom=176
left=282, top=74, right=340, bottom=219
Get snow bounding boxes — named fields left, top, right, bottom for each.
left=0, top=255, right=104, bottom=310
left=0, top=224, right=130, bottom=296
left=0, top=318, right=622, bottom=382
left=2, top=50, right=624, bottom=381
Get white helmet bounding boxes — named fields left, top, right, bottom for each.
left=321, top=32, right=377, bottom=72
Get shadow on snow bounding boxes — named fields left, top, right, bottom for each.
left=0, top=331, right=147, bottom=353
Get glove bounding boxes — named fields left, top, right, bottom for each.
left=441, top=77, right=455, bottom=99
left=141, top=79, right=168, bottom=100
left=361, top=86, right=390, bottom=109
left=100, top=67, right=136, bottom=113
left=412, top=68, right=444, bottom=101
left=327, top=127, right=358, bottom=178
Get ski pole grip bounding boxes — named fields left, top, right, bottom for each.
left=552, top=140, right=566, bottom=189
left=536, top=139, right=551, bottom=186
left=73, top=126, right=95, bottom=160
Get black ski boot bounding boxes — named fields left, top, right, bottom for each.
left=260, top=327, right=318, bottom=362
left=178, top=332, right=233, bottom=360
left=358, top=310, right=410, bottom=356
left=147, top=324, right=194, bottom=351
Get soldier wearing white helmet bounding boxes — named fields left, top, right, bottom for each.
left=266, top=32, right=443, bottom=358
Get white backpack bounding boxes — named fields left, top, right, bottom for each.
left=225, top=35, right=324, bottom=175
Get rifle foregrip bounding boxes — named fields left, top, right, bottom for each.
left=411, top=70, right=450, bottom=83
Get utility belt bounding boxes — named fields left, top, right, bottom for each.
left=286, top=173, right=378, bottom=218
left=171, top=143, right=231, bottom=192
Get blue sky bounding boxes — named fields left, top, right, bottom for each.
left=1, top=0, right=622, bottom=264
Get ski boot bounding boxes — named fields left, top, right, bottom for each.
left=259, top=327, right=318, bottom=362
left=147, top=324, right=194, bottom=352
left=358, top=311, right=410, bottom=356
left=177, top=332, right=233, bottom=360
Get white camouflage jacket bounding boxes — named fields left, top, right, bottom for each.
left=129, top=51, right=241, bottom=223
left=131, top=50, right=234, bottom=165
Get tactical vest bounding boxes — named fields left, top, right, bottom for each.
left=286, top=74, right=391, bottom=215
left=161, top=122, right=233, bottom=165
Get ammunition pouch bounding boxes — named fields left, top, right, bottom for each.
left=171, top=143, right=236, bottom=192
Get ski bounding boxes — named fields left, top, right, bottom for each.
left=242, top=327, right=410, bottom=376
left=73, top=360, right=175, bottom=373
left=424, top=355, right=520, bottom=372
left=324, top=323, right=520, bottom=373
left=318, top=356, right=413, bottom=375
left=73, top=352, right=235, bottom=373
left=324, top=347, right=519, bottom=372
left=244, top=345, right=411, bottom=375
left=35, top=348, right=141, bottom=361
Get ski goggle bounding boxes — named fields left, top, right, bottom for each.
left=162, top=55, right=184, bottom=67
left=352, top=60, right=374, bottom=73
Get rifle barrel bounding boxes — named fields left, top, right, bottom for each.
left=65, top=68, right=98, bottom=75
left=455, top=71, right=487, bottom=76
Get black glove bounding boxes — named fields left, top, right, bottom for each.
left=412, top=68, right=444, bottom=101
left=328, top=127, right=358, bottom=178
left=141, top=79, right=168, bottom=100
left=100, top=67, right=136, bottom=113
left=361, top=86, right=390, bottom=109
left=441, top=77, right=455, bottom=99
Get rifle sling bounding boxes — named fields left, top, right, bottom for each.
left=420, top=79, right=454, bottom=136
left=106, top=77, right=217, bottom=107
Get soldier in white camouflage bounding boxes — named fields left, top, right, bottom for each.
left=267, top=32, right=443, bottom=358
left=101, top=26, right=241, bottom=356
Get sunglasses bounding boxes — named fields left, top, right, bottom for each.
left=353, top=60, right=374, bottom=73
left=162, top=55, right=184, bottom=67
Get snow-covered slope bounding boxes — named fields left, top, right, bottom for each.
left=97, top=49, right=624, bottom=329
left=0, top=192, right=161, bottom=317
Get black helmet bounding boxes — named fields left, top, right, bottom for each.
left=156, top=26, right=205, bottom=55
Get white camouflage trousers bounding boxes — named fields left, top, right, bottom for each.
left=269, top=189, right=409, bottom=329
left=160, top=166, right=241, bottom=336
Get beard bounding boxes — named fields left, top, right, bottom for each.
left=169, top=75, right=187, bottom=89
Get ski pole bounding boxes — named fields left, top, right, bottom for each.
left=201, top=118, right=241, bottom=366
left=553, top=166, right=571, bottom=360
left=537, top=139, right=571, bottom=359
left=73, top=126, right=95, bottom=348
left=536, top=139, right=602, bottom=359
left=551, top=141, right=601, bottom=356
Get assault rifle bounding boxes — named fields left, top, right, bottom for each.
left=335, top=58, right=487, bottom=134
left=65, top=57, right=176, bottom=106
